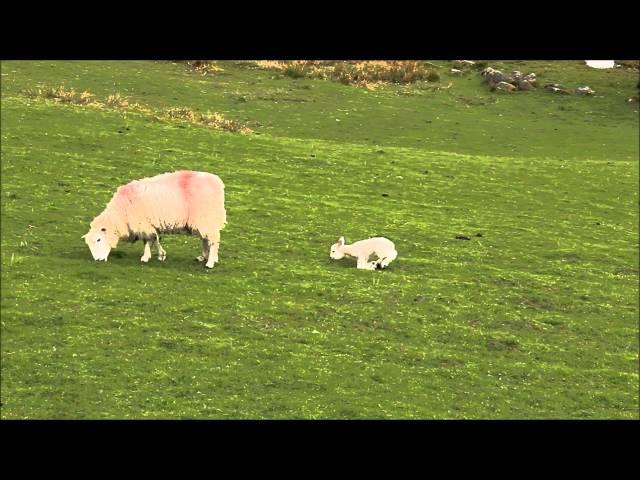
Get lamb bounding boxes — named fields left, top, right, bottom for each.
left=82, top=170, right=226, bottom=268
left=329, top=236, right=398, bottom=270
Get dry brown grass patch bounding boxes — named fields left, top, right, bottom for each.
left=21, top=87, right=252, bottom=134
left=242, top=60, right=440, bottom=87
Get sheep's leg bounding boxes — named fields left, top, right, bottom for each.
left=205, top=230, right=220, bottom=269
left=156, top=239, right=167, bottom=261
left=196, top=238, right=209, bottom=262
left=141, top=240, right=152, bottom=263
left=356, top=257, right=376, bottom=270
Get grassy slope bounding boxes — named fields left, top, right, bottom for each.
left=1, top=60, right=638, bottom=419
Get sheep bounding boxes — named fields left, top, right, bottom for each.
left=82, top=170, right=226, bottom=268
left=329, top=236, right=398, bottom=270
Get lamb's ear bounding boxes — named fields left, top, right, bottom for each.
left=81, top=234, right=87, bottom=240
left=338, top=236, right=345, bottom=245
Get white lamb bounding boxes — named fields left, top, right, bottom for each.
left=329, top=236, right=398, bottom=270
left=82, top=170, right=226, bottom=268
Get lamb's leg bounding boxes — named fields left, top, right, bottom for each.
left=196, top=238, right=209, bottom=262
left=205, top=230, right=220, bottom=269
left=357, top=257, right=376, bottom=270
left=141, top=240, right=152, bottom=263
left=378, top=249, right=398, bottom=269
left=155, top=236, right=167, bottom=261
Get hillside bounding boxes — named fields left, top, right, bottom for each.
left=1, top=60, right=638, bottom=419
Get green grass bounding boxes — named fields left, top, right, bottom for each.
left=1, top=60, right=638, bottom=419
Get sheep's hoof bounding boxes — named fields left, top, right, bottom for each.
left=140, top=256, right=150, bottom=263
left=158, top=254, right=166, bottom=261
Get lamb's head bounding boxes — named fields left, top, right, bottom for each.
left=330, top=236, right=346, bottom=259
left=82, top=215, right=120, bottom=262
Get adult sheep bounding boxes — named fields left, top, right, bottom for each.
left=82, top=170, right=226, bottom=268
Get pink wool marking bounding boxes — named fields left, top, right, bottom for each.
left=178, top=171, right=195, bottom=214
left=118, top=183, right=135, bottom=201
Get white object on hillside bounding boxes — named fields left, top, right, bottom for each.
left=585, top=60, right=615, bottom=69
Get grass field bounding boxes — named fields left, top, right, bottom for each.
left=1, top=60, right=638, bottom=419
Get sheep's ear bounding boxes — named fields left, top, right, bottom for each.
left=338, top=236, right=345, bottom=245
left=81, top=234, right=87, bottom=240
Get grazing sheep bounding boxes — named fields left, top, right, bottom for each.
left=82, top=170, right=226, bottom=268
left=330, top=236, right=397, bottom=270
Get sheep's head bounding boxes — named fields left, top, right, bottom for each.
left=82, top=216, right=119, bottom=261
left=330, top=236, right=346, bottom=259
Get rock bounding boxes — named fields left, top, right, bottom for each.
left=517, top=79, right=536, bottom=91
left=449, top=68, right=465, bottom=76
left=614, top=60, right=640, bottom=70
left=544, top=84, right=572, bottom=94
left=453, top=60, right=476, bottom=68
left=575, top=86, right=595, bottom=95
left=524, top=73, right=537, bottom=86
left=482, top=68, right=505, bottom=84
left=495, top=81, right=517, bottom=92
